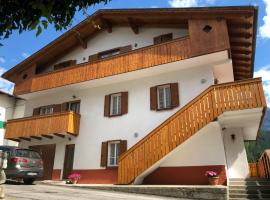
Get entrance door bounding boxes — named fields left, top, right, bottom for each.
left=29, top=144, right=56, bottom=180
left=62, top=144, right=75, bottom=179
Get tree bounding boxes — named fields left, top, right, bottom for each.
left=0, top=0, right=110, bottom=44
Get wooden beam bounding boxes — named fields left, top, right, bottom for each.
left=67, top=132, right=77, bottom=137
left=100, top=18, right=112, bottom=33
left=232, top=54, right=252, bottom=61
left=41, top=134, right=53, bottom=139
left=7, top=138, right=20, bottom=142
left=54, top=133, right=65, bottom=138
left=231, top=49, right=252, bottom=55
left=73, top=32, right=87, bottom=49
left=30, top=136, right=42, bottom=140
left=128, top=17, right=139, bottom=34
left=19, top=137, right=31, bottom=141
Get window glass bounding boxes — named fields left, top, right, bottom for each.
left=100, top=49, right=120, bottom=59
left=110, top=94, right=121, bottom=116
left=108, top=142, right=120, bottom=166
left=157, top=85, right=171, bottom=109
left=68, top=102, right=80, bottom=113
left=39, top=106, right=53, bottom=115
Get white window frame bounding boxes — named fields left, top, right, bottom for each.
left=39, top=106, right=54, bottom=115
left=157, top=84, right=171, bottom=109
left=67, top=101, right=80, bottom=113
left=110, top=93, right=122, bottom=116
left=107, top=141, right=120, bottom=167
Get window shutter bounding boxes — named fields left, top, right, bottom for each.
left=53, top=104, right=62, bottom=113
left=61, top=102, right=68, bottom=112
left=88, top=54, right=99, bottom=62
left=170, top=83, right=179, bottom=108
left=33, top=107, right=40, bottom=116
left=104, top=95, right=111, bottom=117
left=121, top=92, right=128, bottom=115
left=100, top=142, right=108, bottom=167
left=119, top=140, right=127, bottom=156
left=161, top=33, right=173, bottom=43
left=153, top=36, right=162, bottom=45
left=150, top=86, right=158, bottom=110
left=120, top=45, right=132, bottom=53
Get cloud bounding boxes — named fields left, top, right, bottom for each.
left=22, top=52, right=30, bottom=58
left=254, top=65, right=270, bottom=107
left=0, top=67, right=14, bottom=94
left=260, top=0, right=270, bottom=38
left=0, top=57, right=5, bottom=64
left=168, top=0, right=215, bottom=7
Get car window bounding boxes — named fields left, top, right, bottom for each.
left=15, top=149, right=41, bottom=159
left=0, top=148, right=11, bottom=158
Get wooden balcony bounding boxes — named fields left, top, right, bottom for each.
left=118, top=78, right=266, bottom=184
left=5, top=112, right=81, bottom=141
left=14, top=37, right=192, bottom=95
left=249, top=150, right=270, bottom=178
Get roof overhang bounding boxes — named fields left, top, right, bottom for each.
left=2, top=6, right=258, bottom=81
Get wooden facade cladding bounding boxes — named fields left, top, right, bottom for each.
left=14, top=37, right=191, bottom=95
left=249, top=150, right=270, bottom=178
left=4, top=112, right=81, bottom=140
left=118, top=78, right=266, bottom=184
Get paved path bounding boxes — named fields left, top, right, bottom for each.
left=4, top=183, right=179, bottom=200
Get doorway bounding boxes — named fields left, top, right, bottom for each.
left=62, top=144, right=75, bottom=179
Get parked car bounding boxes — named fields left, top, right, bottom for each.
left=0, top=146, right=44, bottom=184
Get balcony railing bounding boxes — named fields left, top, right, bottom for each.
left=14, top=37, right=191, bottom=95
left=249, top=150, right=270, bottom=178
left=5, top=112, right=80, bottom=141
left=118, top=78, right=266, bottom=184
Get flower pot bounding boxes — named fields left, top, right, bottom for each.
left=208, top=176, right=219, bottom=185
left=71, top=179, right=78, bottom=184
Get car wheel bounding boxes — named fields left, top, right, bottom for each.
left=23, top=178, right=35, bottom=185
left=0, top=170, right=6, bottom=184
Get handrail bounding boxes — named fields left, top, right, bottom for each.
left=118, top=78, right=266, bottom=184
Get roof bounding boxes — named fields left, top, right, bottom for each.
left=2, top=6, right=258, bottom=81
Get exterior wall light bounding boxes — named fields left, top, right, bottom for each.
left=134, top=132, right=139, bottom=138
left=231, top=134, right=236, bottom=141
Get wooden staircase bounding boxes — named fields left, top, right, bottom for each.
left=118, top=78, right=266, bottom=184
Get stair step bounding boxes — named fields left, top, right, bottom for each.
left=229, top=193, right=270, bottom=199
left=229, top=185, right=270, bottom=190
left=229, top=189, right=270, bottom=194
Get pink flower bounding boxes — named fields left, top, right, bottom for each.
left=205, top=171, right=218, bottom=177
left=68, top=173, right=81, bottom=180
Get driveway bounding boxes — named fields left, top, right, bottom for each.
left=4, top=182, right=179, bottom=200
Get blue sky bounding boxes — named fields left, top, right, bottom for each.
left=0, top=0, right=269, bottom=107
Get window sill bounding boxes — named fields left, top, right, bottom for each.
left=156, top=106, right=175, bottom=111
left=106, top=166, right=118, bottom=169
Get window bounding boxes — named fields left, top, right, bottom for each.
left=67, top=101, right=80, bottom=113
left=110, top=93, right=122, bottom=116
left=157, top=85, right=171, bottom=109
left=107, top=141, right=120, bottom=167
left=153, top=33, right=173, bottom=45
left=99, top=49, right=120, bottom=59
left=39, top=106, right=54, bottom=115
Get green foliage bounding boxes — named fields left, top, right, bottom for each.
left=245, top=130, right=270, bottom=162
left=0, top=0, right=110, bottom=41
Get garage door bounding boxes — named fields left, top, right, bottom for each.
left=29, top=144, right=56, bottom=180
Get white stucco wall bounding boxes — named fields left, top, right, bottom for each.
left=222, top=127, right=250, bottom=178
left=0, top=94, right=24, bottom=146
left=46, top=27, right=188, bottom=72
left=20, top=65, right=214, bottom=170
left=161, top=122, right=226, bottom=167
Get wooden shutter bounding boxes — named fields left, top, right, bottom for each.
left=88, top=54, right=99, bottom=62
left=120, top=45, right=132, bottom=53
left=153, top=36, right=162, bottom=45
left=53, top=104, right=62, bottom=113
left=121, top=92, right=128, bottom=115
left=33, top=107, right=40, bottom=116
left=104, top=95, right=111, bottom=117
left=161, top=33, right=173, bottom=43
left=119, top=140, right=127, bottom=156
left=100, top=142, right=108, bottom=167
left=150, top=86, right=158, bottom=110
left=170, top=83, right=179, bottom=108
left=61, top=102, right=68, bottom=112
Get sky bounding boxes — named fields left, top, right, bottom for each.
left=0, top=0, right=269, bottom=107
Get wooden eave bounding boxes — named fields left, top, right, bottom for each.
left=2, top=6, right=258, bottom=81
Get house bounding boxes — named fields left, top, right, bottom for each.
left=0, top=91, right=24, bottom=146
left=1, top=6, right=266, bottom=185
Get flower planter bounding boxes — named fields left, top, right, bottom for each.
left=208, top=176, right=219, bottom=185
left=71, top=179, right=78, bottom=184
